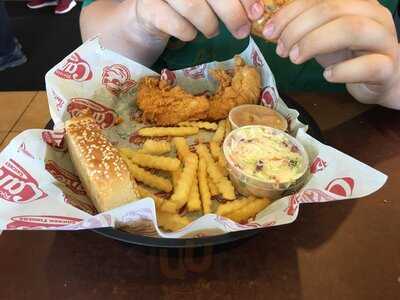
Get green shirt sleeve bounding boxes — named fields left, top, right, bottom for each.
left=82, top=0, right=398, bottom=93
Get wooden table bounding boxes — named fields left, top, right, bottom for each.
left=0, top=91, right=399, bottom=300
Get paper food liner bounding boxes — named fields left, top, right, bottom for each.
left=0, top=38, right=387, bottom=238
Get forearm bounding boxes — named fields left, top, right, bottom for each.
left=79, top=0, right=166, bottom=67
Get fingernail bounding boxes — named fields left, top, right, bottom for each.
left=276, top=41, right=285, bottom=57
left=236, top=23, right=250, bottom=39
left=251, top=2, right=264, bottom=19
left=208, top=29, right=220, bottom=39
left=263, top=21, right=274, bottom=38
left=323, top=67, right=332, bottom=80
left=289, top=45, right=299, bottom=63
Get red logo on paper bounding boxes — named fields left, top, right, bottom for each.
left=325, top=177, right=355, bottom=197
left=261, top=86, right=277, bottom=109
left=286, top=193, right=301, bottom=216
left=251, top=49, right=263, bottom=67
left=67, top=98, right=117, bottom=129
left=55, top=53, right=93, bottom=82
left=64, top=194, right=97, bottom=215
left=310, top=157, right=328, bottom=174
left=129, top=131, right=146, bottom=145
left=183, top=64, right=207, bottom=80
left=6, top=215, right=82, bottom=230
left=0, top=159, right=47, bottom=203
left=18, top=143, right=35, bottom=160
left=285, top=188, right=337, bottom=216
left=215, top=215, right=262, bottom=230
left=52, top=89, right=65, bottom=112
left=42, top=130, right=66, bottom=152
left=45, top=161, right=86, bottom=195
left=102, top=64, right=136, bottom=96
left=160, top=69, right=177, bottom=86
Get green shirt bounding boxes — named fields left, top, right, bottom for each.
left=82, top=0, right=398, bottom=92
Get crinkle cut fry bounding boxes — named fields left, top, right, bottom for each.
left=139, top=127, right=199, bottom=137
left=121, top=154, right=173, bottom=193
left=196, top=144, right=235, bottom=200
left=121, top=150, right=180, bottom=172
left=168, top=153, right=199, bottom=211
left=198, top=157, right=212, bottom=214
left=140, top=140, right=171, bottom=155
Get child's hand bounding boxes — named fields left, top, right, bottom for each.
left=133, top=0, right=264, bottom=41
left=262, top=0, right=400, bottom=107
left=82, top=0, right=264, bottom=66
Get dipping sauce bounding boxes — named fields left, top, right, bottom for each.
left=223, top=125, right=309, bottom=199
left=229, top=104, right=288, bottom=131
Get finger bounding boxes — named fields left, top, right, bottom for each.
left=278, top=0, right=395, bottom=56
left=137, top=0, right=197, bottom=41
left=263, top=0, right=319, bottom=40
left=207, top=0, right=251, bottom=39
left=323, top=54, right=394, bottom=84
left=285, top=16, right=396, bottom=65
left=165, top=0, right=219, bottom=38
left=240, top=0, right=265, bottom=20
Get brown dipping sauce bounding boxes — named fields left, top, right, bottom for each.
left=229, top=104, right=288, bottom=131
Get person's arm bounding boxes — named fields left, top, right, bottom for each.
left=80, top=0, right=264, bottom=67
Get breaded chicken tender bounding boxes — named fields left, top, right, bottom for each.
left=137, top=77, right=210, bottom=126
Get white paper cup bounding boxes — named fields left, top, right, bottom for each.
left=223, top=125, right=309, bottom=199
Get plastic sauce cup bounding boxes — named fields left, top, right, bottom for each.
left=223, top=125, right=309, bottom=200
left=229, top=104, right=288, bottom=131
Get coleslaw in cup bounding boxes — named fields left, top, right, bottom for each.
left=223, top=125, right=309, bottom=199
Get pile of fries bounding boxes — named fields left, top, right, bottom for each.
left=119, top=120, right=271, bottom=232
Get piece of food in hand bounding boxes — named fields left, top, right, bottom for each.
left=65, top=116, right=140, bottom=212
left=207, top=175, right=219, bottom=197
left=212, top=119, right=226, bottom=144
left=251, top=0, right=291, bottom=39
left=223, top=125, right=309, bottom=199
left=157, top=211, right=191, bottom=232
left=198, top=157, right=212, bottom=214
left=178, top=121, right=218, bottom=131
left=225, top=198, right=271, bottom=223
left=196, top=144, right=235, bottom=200
left=172, top=137, right=192, bottom=161
left=121, top=155, right=173, bottom=193
left=138, top=127, right=199, bottom=137
left=187, top=176, right=201, bottom=212
left=208, top=56, right=261, bottom=121
left=137, top=185, right=176, bottom=212
left=140, top=139, right=171, bottom=155
left=168, top=154, right=199, bottom=211
left=119, top=148, right=180, bottom=172
left=217, top=196, right=271, bottom=223
left=137, top=76, right=210, bottom=126
left=229, top=104, right=288, bottom=131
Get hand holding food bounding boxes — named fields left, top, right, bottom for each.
left=81, top=0, right=266, bottom=66
left=261, top=0, right=400, bottom=108
left=251, top=0, right=291, bottom=39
